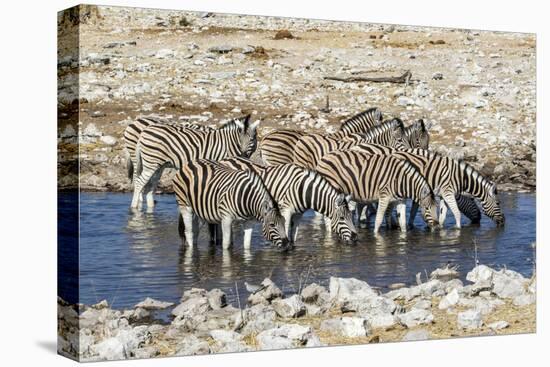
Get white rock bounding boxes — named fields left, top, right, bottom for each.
left=272, top=295, right=306, bottom=318
left=512, top=293, right=535, bottom=306
left=320, top=317, right=371, bottom=337
left=329, top=277, right=378, bottom=306
left=209, top=329, right=243, bottom=344
left=100, top=135, right=117, bottom=146
left=402, top=329, right=430, bottom=341
left=439, top=289, right=460, bottom=310
left=398, top=309, right=434, bottom=328
left=457, top=309, right=483, bottom=330
left=256, top=324, right=313, bottom=350
left=488, top=321, right=509, bottom=330
left=134, top=297, right=174, bottom=310
left=154, top=49, right=176, bottom=59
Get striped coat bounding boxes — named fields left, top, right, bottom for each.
left=218, top=158, right=357, bottom=244
left=131, top=115, right=258, bottom=210
left=173, top=159, right=289, bottom=250
left=316, top=151, right=439, bottom=233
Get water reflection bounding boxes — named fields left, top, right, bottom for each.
left=72, top=192, right=536, bottom=308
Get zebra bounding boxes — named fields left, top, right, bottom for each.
left=444, top=195, right=481, bottom=225
left=404, top=119, right=430, bottom=149
left=351, top=145, right=504, bottom=227
left=131, top=115, right=258, bottom=210
left=173, top=159, right=290, bottom=251
left=258, top=107, right=383, bottom=166
left=315, top=151, right=439, bottom=233
left=216, top=157, right=357, bottom=245
left=293, top=118, right=411, bottom=169
left=123, top=115, right=214, bottom=184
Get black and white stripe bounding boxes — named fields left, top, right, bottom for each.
left=293, top=118, right=411, bottom=169
left=217, top=157, right=357, bottom=244
left=258, top=108, right=382, bottom=166
left=404, top=119, right=430, bottom=149
left=316, top=151, right=439, bottom=233
left=173, top=159, right=289, bottom=250
left=131, top=115, right=258, bottom=210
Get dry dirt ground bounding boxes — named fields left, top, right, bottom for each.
left=58, top=6, right=536, bottom=193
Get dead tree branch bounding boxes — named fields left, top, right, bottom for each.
left=324, top=70, right=412, bottom=84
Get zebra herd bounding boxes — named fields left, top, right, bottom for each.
left=123, top=107, right=505, bottom=252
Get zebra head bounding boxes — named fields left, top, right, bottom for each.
left=480, top=183, right=505, bottom=226
left=338, top=107, right=384, bottom=135
left=408, top=119, right=430, bottom=149
left=260, top=199, right=291, bottom=251
left=389, top=118, right=412, bottom=150
left=329, top=193, right=358, bottom=244
left=418, top=185, right=439, bottom=229
left=234, top=115, right=259, bottom=158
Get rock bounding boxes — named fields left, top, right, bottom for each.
left=83, top=123, right=102, bottom=137
left=363, top=313, right=397, bottom=329
left=320, top=317, right=371, bottom=338
left=492, top=270, right=528, bottom=299
left=236, top=304, right=277, bottom=336
left=242, top=46, right=256, bottom=54
left=210, top=71, right=236, bottom=80
left=353, top=295, right=397, bottom=315
left=134, top=297, right=174, bottom=310
left=172, top=296, right=211, bottom=319
left=272, top=295, right=306, bottom=318
left=413, top=299, right=432, bottom=310
left=398, top=309, right=434, bottom=328
left=457, top=309, right=483, bottom=330
left=175, top=335, right=210, bottom=356
left=397, top=96, right=414, bottom=106
left=443, top=279, right=464, bottom=293
left=100, top=135, right=117, bottom=146
left=154, top=49, right=176, bottom=59
left=208, top=45, right=233, bottom=53
left=274, top=29, right=294, bottom=40
left=207, top=289, right=227, bottom=310
left=301, top=283, right=329, bottom=304
left=432, top=72, right=444, bottom=80
left=209, top=329, right=243, bottom=344
left=92, top=326, right=151, bottom=361
left=386, top=286, right=421, bottom=301
left=329, top=277, right=378, bottom=307
left=430, top=265, right=460, bottom=281
left=389, top=283, right=407, bottom=290
left=132, top=346, right=159, bottom=359
left=247, top=278, right=283, bottom=305
left=60, top=124, right=76, bottom=138
left=439, top=288, right=460, bottom=310
left=459, top=297, right=504, bottom=315
left=470, top=279, right=492, bottom=295
left=256, top=324, right=314, bottom=350
left=512, top=293, right=535, bottom=306
left=418, top=279, right=444, bottom=297
left=488, top=321, right=509, bottom=330
left=402, top=329, right=430, bottom=341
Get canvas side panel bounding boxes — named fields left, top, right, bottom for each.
left=57, top=5, right=80, bottom=362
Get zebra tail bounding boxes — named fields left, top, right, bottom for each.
left=126, top=156, right=134, bottom=182
left=135, top=145, right=143, bottom=177
left=178, top=212, right=185, bottom=239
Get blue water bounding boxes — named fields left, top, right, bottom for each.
left=60, top=192, right=536, bottom=309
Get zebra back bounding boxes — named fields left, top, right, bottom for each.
left=404, top=119, right=429, bottom=149
left=334, top=107, right=383, bottom=137
left=345, top=118, right=411, bottom=150
left=258, top=129, right=306, bottom=166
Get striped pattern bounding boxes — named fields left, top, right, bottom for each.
left=218, top=157, right=357, bottom=243
left=131, top=115, right=258, bottom=210
left=258, top=108, right=382, bottom=166
left=293, top=118, right=411, bottom=169
left=173, top=159, right=289, bottom=250
left=316, top=151, right=439, bottom=233
left=404, top=119, right=429, bottom=149
left=123, top=115, right=214, bottom=182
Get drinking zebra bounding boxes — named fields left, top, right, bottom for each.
left=351, top=144, right=504, bottom=227
left=293, top=118, right=411, bottom=169
left=316, top=151, right=439, bottom=233
left=123, top=115, right=214, bottom=184
left=258, top=107, right=383, bottom=166
left=216, top=157, right=357, bottom=244
left=173, top=159, right=290, bottom=251
left=131, top=115, right=258, bottom=210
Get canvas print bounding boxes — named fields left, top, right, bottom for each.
left=57, top=5, right=536, bottom=362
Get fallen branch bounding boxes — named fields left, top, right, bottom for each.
left=324, top=70, right=412, bottom=84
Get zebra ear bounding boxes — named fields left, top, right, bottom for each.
left=234, top=115, right=251, bottom=130
left=335, top=193, right=346, bottom=206
left=424, top=120, right=432, bottom=130
left=248, top=119, right=260, bottom=134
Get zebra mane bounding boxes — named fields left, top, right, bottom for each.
left=220, top=115, right=252, bottom=131
left=405, top=119, right=426, bottom=134
left=245, top=169, right=279, bottom=210
left=338, top=107, right=382, bottom=132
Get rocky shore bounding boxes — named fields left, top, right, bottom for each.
left=58, top=264, right=536, bottom=361
left=57, top=6, right=536, bottom=193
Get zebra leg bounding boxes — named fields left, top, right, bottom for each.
left=396, top=201, right=407, bottom=232
left=208, top=224, right=220, bottom=245
left=131, top=168, right=155, bottom=210
left=243, top=221, right=254, bottom=249
left=290, top=213, right=303, bottom=243
left=281, top=209, right=294, bottom=241
left=439, top=200, right=448, bottom=227
left=442, top=193, right=462, bottom=229
left=145, top=168, right=163, bottom=210
left=181, top=207, right=196, bottom=248
left=221, top=217, right=233, bottom=250
left=385, top=202, right=397, bottom=229
left=324, top=216, right=332, bottom=233
left=374, top=198, right=391, bottom=234
left=408, top=202, right=419, bottom=229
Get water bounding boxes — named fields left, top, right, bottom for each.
left=60, top=192, right=536, bottom=309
